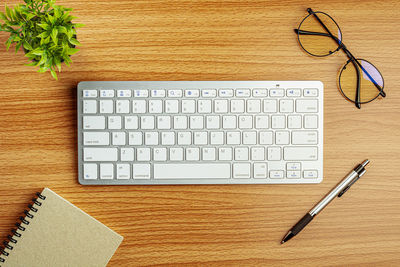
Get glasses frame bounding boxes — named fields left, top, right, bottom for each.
left=295, top=8, right=386, bottom=109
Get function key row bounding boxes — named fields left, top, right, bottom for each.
left=83, top=88, right=318, bottom=98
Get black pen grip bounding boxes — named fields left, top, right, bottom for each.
left=291, top=213, right=313, bottom=235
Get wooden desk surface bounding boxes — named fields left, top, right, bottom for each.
left=1, top=0, right=399, bottom=266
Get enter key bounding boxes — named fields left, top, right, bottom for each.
left=292, top=131, right=318, bottom=145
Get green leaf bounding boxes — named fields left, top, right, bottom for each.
left=0, top=12, right=7, bottom=21
left=67, top=47, right=79, bottom=55
left=47, top=14, right=55, bottom=24
left=38, top=23, right=50, bottom=30
left=25, top=13, right=35, bottom=21
left=5, top=5, right=12, bottom=20
left=15, top=42, right=22, bottom=53
left=50, top=68, right=58, bottom=80
left=57, top=26, right=67, bottom=34
left=68, top=38, right=80, bottom=46
left=54, top=6, right=61, bottom=18
left=31, top=49, right=43, bottom=56
left=73, top=23, right=85, bottom=28
left=54, top=57, right=61, bottom=72
left=51, top=28, right=58, bottom=44
left=5, top=36, right=13, bottom=51
left=25, top=61, right=37, bottom=66
left=23, top=41, right=33, bottom=50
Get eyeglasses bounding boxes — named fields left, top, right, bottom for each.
left=295, top=8, right=386, bottom=109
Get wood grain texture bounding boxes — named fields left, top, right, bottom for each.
left=0, top=0, right=400, bottom=266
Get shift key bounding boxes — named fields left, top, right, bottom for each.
left=84, top=148, right=118, bottom=161
left=284, top=147, right=318, bottom=160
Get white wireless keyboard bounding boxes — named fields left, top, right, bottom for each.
left=77, top=81, right=323, bottom=185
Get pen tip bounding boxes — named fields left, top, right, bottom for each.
left=362, top=159, right=370, bottom=167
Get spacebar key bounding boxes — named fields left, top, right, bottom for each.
left=154, top=164, right=231, bottom=179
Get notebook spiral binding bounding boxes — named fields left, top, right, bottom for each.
left=0, top=192, right=46, bottom=264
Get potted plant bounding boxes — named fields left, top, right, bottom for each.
left=0, top=0, right=83, bottom=80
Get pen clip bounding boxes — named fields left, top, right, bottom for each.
left=338, top=168, right=366, bottom=197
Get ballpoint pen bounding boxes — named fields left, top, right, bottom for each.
left=281, top=159, right=370, bottom=244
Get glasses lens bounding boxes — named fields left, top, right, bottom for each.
left=339, top=59, right=384, bottom=103
left=297, top=12, right=342, bottom=56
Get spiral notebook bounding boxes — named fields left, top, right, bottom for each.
left=0, top=188, right=123, bottom=267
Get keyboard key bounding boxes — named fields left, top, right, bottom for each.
left=287, top=170, right=301, bottom=179
left=206, top=116, right=220, bottom=129
left=154, top=164, right=230, bottom=179
left=149, top=100, right=163, bottom=113
left=288, top=115, right=302, bottom=129
left=267, top=147, right=281, bottom=161
left=234, top=147, right=249, bottom=161
left=83, top=90, right=97, bottom=98
left=271, top=115, right=286, bottom=129
left=84, top=148, right=118, bottom=162
left=270, top=170, right=284, bottom=179
left=275, top=131, right=290, bottom=145
left=100, top=90, right=115, bottom=98
left=100, top=164, right=114, bottom=179
left=198, top=100, right=212, bottom=113
left=165, top=100, right=179, bottom=113
left=304, top=115, right=318, bottom=129
left=168, top=89, right=183, bottom=97
left=84, top=164, right=97, bottom=179
left=243, top=131, right=257, bottom=145
left=251, top=147, right=265, bottom=161
left=223, top=115, right=237, bottom=129
left=233, top=163, right=251, bottom=178
left=117, top=164, right=130, bottom=179
left=194, top=132, right=208, bottom=145
left=190, top=116, right=204, bottom=129
left=202, top=148, right=216, bottom=161
left=284, top=147, right=318, bottom=160
left=182, top=100, right=196, bottom=113
left=304, top=170, right=318, bottom=178
left=296, top=99, right=318, bottom=113
left=174, top=116, right=188, bottom=129
left=83, top=100, right=97, bottom=114
left=108, top=116, right=122, bottom=129
left=121, top=148, right=135, bottom=161
left=141, top=116, right=155, bottom=129
left=259, top=131, right=273, bottom=145
left=151, top=89, right=166, bottom=97
left=238, top=116, right=252, bottom=129
left=125, top=116, right=139, bottom=129
left=219, top=89, right=233, bottom=97
left=214, top=100, right=228, bottom=113
left=255, top=116, right=269, bottom=129
left=202, top=89, right=216, bottom=97
left=157, top=116, right=171, bottom=129
left=286, top=162, right=301, bottom=171
left=132, top=164, right=151, bottom=179
left=117, top=90, right=131, bottom=97
left=269, top=89, right=284, bottom=97
left=279, top=99, right=294, bottom=113
left=254, top=163, right=267, bottom=178
left=178, top=132, right=192, bottom=145
left=112, top=132, right=126, bottom=145
left=292, top=131, right=318, bottom=145
left=286, top=89, right=301, bottom=97
left=253, top=89, right=267, bottom=97
left=161, top=132, right=175, bottom=145
left=116, top=100, right=130, bottom=113
left=83, top=116, right=105, bottom=130
left=247, top=99, right=261, bottom=113
left=84, top=132, right=109, bottom=146
left=185, top=89, right=200, bottom=97
left=227, top=131, right=241, bottom=145
left=132, top=100, right=146, bottom=113
left=170, top=147, right=184, bottom=161
left=145, top=132, right=159, bottom=145
left=218, top=147, right=232, bottom=160
left=231, top=100, right=245, bottom=113
left=303, top=89, right=318, bottom=97
left=263, top=100, right=277, bottom=113
left=133, top=90, right=148, bottom=98
left=100, top=100, right=114, bottom=113
left=137, top=148, right=151, bottom=161
left=236, top=89, right=251, bottom=97
left=153, top=148, right=167, bottom=161
left=210, top=131, right=224, bottom=145
left=129, top=132, right=143, bottom=145
left=186, top=147, right=200, bottom=160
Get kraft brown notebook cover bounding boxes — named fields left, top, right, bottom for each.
left=0, top=188, right=123, bottom=267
